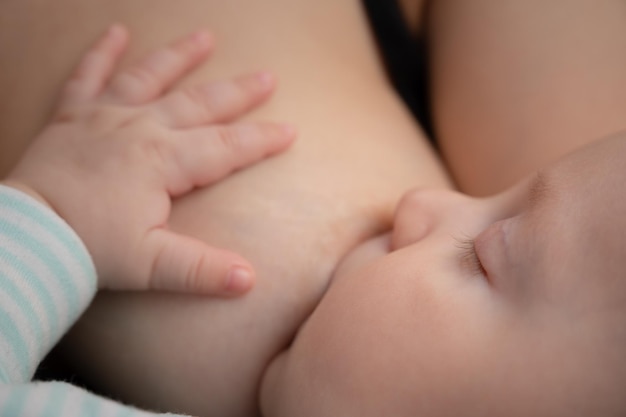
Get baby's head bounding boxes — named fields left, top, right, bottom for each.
left=262, top=134, right=626, bottom=416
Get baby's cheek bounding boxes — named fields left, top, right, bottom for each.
left=259, top=311, right=363, bottom=416
left=259, top=352, right=290, bottom=417
left=260, top=347, right=322, bottom=415
left=260, top=346, right=348, bottom=416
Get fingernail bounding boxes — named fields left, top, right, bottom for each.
left=255, top=72, right=275, bottom=91
left=226, top=266, right=253, bottom=293
left=192, top=30, right=213, bottom=47
left=281, top=124, right=297, bottom=139
left=108, top=23, right=125, bottom=39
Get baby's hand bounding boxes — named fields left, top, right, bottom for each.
left=4, top=25, right=295, bottom=296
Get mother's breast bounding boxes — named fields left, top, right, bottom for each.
left=0, top=1, right=450, bottom=416
left=60, top=75, right=448, bottom=416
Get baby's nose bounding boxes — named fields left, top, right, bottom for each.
left=390, top=188, right=464, bottom=250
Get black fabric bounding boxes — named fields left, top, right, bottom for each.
left=361, top=0, right=434, bottom=141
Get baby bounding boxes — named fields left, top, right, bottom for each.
left=5, top=21, right=626, bottom=417
left=0, top=26, right=294, bottom=416
left=262, top=133, right=626, bottom=416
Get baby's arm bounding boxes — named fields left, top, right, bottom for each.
left=0, top=25, right=294, bottom=416
left=6, top=24, right=294, bottom=295
left=0, top=186, right=174, bottom=416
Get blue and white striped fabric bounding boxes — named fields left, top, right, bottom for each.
left=0, top=185, right=188, bottom=417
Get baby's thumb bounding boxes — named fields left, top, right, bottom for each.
left=143, top=229, right=255, bottom=295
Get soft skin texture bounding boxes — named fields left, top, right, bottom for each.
left=263, top=134, right=626, bottom=417
left=6, top=1, right=626, bottom=415
left=0, top=1, right=450, bottom=415
left=5, top=26, right=296, bottom=296
left=0, top=26, right=297, bottom=417
left=428, top=0, right=626, bottom=195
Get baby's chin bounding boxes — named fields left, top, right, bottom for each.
left=330, top=233, right=391, bottom=284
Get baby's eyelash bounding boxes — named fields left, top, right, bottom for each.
left=455, top=237, right=486, bottom=276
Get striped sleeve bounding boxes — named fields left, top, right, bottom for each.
left=0, top=185, right=96, bottom=383
left=0, top=185, right=190, bottom=417
left=0, top=382, right=188, bottom=417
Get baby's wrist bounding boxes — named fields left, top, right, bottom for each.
left=0, top=179, right=54, bottom=212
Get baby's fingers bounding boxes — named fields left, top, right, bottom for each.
left=57, top=25, right=129, bottom=114
left=152, top=72, right=276, bottom=128
left=105, top=30, right=214, bottom=105
left=166, top=123, right=296, bottom=195
left=144, top=229, right=255, bottom=295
